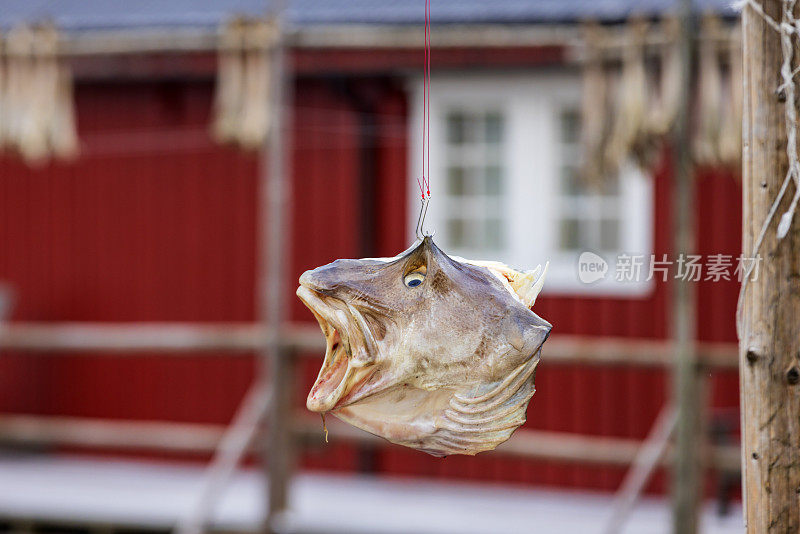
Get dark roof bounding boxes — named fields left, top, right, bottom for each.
left=292, top=0, right=738, bottom=25
left=0, top=0, right=738, bottom=31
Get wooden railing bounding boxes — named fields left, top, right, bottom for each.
left=0, top=322, right=739, bottom=470
left=0, top=321, right=737, bottom=368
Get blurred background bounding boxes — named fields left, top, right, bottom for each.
left=0, top=1, right=746, bottom=533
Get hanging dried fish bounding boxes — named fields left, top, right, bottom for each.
left=49, top=56, right=79, bottom=159
left=645, top=17, right=682, bottom=137
left=238, top=20, right=275, bottom=149
left=297, top=237, right=551, bottom=457
left=580, top=22, right=610, bottom=188
left=1, top=24, right=79, bottom=163
left=18, top=24, right=59, bottom=164
left=212, top=17, right=246, bottom=145
left=0, top=32, right=5, bottom=149
left=211, top=18, right=276, bottom=150
left=4, top=24, right=35, bottom=153
left=694, top=15, right=724, bottom=166
left=604, top=17, right=648, bottom=176
left=717, top=28, right=742, bottom=169
left=633, top=16, right=682, bottom=168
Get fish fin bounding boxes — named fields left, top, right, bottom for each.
left=433, top=351, right=540, bottom=455
left=517, top=261, right=548, bottom=308
left=456, top=257, right=549, bottom=308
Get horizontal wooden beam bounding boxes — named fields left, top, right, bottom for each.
left=306, top=418, right=742, bottom=473
left=49, top=22, right=739, bottom=64
left=0, top=415, right=223, bottom=453
left=545, top=337, right=671, bottom=367
left=53, top=24, right=578, bottom=57
left=547, top=338, right=739, bottom=370
left=290, top=24, right=579, bottom=49
left=0, top=322, right=268, bottom=353
left=0, top=414, right=740, bottom=472
left=53, top=22, right=736, bottom=57
left=0, top=322, right=738, bottom=368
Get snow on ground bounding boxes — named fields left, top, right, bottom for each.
left=0, top=454, right=743, bottom=533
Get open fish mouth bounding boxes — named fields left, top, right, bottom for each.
left=296, top=285, right=379, bottom=412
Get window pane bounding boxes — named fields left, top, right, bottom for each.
left=560, top=109, right=581, bottom=144
left=485, top=218, right=504, bottom=249
left=600, top=218, right=620, bottom=251
left=447, top=112, right=467, bottom=144
left=485, top=113, right=503, bottom=144
left=465, top=167, right=480, bottom=196
left=447, top=166, right=467, bottom=196
left=559, top=218, right=581, bottom=250
left=599, top=174, right=620, bottom=195
left=442, top=108, right=507, bottom=256
left=447, top=218, right=468, bottom=248
left=485, top=165, right=503, bottom=196
left=561, top=165, right=581, bottom=195
left=555, top=105, right=631, bottom=257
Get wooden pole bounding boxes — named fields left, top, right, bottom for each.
left=671, top=0, right=704, bottom=532
left=261, top=1, right=293, bottom=532
left=740, top=1, right=800, bottom=531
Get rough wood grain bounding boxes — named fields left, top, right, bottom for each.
left=741, top=1, right=800, bottom=531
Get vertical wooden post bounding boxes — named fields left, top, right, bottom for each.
left=741, top=1, right=800, bottom=531
left=671, top=0, right=704, bottom=532
left=261, top=1, right=293, bottom=532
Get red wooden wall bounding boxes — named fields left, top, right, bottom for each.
left=0, top=80, right=258, bottom=425
left=0, top=73, right=741, bottom=494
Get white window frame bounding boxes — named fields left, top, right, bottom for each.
left=408, top=72, right=654, bottom=297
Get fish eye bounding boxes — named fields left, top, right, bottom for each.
left=404, top=271, right=425, bottom=288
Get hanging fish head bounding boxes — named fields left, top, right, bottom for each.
left=296, top=237, right=551, bottom=457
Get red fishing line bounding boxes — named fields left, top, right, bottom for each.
left=425, top=0, right=431, bottom=198
left=418, top=0, right=432, bottom=201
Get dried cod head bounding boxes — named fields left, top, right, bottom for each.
left=296, top=237, right=551, bottom=457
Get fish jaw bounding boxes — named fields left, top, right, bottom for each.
left=331, top=347, right=540, bottom=457
left=296, top=284, right=382, bottom=412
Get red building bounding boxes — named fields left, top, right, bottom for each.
left=0, top=0, right=741, bottom=495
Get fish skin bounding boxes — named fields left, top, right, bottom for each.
left=296, top=236, right=551, bottom=457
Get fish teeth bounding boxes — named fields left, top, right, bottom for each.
left=347, top=303, right=378, bottom=366
left=297, top=285, right=384, bottom=411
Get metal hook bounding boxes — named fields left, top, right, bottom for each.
left=415, top=196, right=435, bottom=241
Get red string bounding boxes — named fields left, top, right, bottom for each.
left=418, top=0, right=431, bottom=201
left=425, top=0, right=431, bottom=198
left=418, top=3, right=426, bottom=201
